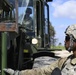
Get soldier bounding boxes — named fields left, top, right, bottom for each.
left=4, top=24, right=76, bottom=75
left=22, top=8, right=33, bottom=31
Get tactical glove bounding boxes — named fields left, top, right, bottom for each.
left=3, top=68, right=19, bottom=75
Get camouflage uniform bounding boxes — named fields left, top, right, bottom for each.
left=4, top=55, right=76, bottom=75
left=19, top=57, right=67, bottom=75
left=19, top=55, right=76, bottom=75
left=61, top=58, right=76, bottom=75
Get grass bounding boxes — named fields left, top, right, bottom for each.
left=50, top=45, right=65, bottom=50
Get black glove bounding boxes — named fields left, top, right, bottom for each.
left=3, top=68, right=19, bottom=75
left=51, top=68, right=62, bottom=75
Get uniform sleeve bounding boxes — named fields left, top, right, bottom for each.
left=19, top=59, right=60, bottom=75
left=19, top=57, right=67, bottom=75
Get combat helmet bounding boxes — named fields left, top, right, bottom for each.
left=26, top=8, right=32, bottom=14
left=65, top=24, right=76, bottom=52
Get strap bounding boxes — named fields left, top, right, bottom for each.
left=61, top=55, right=73, bottom=70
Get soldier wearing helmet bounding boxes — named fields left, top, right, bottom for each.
left=4, top=24, right=76, bottom=75
left=22, top=8, right=33, bottom=31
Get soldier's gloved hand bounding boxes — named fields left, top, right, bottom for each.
left=3, top=68, right=19, bottom=75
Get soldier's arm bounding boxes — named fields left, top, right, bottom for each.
left=19, top=59, right=60, bottom=75
left=19, top=57, right=67, bottom=75
left=4, top=58, right=66, bottom=75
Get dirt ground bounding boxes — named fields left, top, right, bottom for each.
left=53, top=50, right=73, bottom=58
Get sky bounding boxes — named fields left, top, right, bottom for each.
left=48, top=0, right=76, bottom=46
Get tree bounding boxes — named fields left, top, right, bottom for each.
left=49, top=22, right=55, bottom=37
left=49, top=22, right=57, bottom=47
left=58, top=42, right=62, bottom=46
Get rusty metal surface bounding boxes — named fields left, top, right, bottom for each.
left=0, top=23, right=18, bottom=32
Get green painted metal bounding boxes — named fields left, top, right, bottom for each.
left=1, top=32, right=7, bottom=75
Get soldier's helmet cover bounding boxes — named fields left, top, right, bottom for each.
left=65, top=24, right=76, bottom=40
left=65, top=24, right=76, bottom=51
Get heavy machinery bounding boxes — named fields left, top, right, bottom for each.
left=0, top=0, right=56, bottom=75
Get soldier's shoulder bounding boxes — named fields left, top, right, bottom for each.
left=57, top=57, right=67, bottom=69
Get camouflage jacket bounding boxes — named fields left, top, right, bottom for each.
left=19, top=57, right=67, bottom=75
